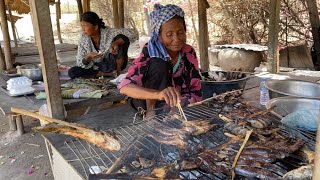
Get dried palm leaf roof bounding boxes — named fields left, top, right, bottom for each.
left=4, top=0, right=56, bottom=15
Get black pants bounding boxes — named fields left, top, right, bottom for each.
left=128, top=59, right=172, bottom=112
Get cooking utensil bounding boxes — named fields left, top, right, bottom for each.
left=19, top=64, right=42, bottom=81
left=265, top=79, right=320, bottom=99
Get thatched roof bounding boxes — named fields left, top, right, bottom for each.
left=5, top=0, right=30, bottom=14
left=4, top=0, right=56, bottom=15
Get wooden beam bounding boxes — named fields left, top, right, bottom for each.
left=55, top=1, right=63, bottom=43
left=267, top=0, right=280, bottom=73
left=28, top=0, right=65, bottom=120
left=0, top=0, right=12, bottom=70
left=198, top=0, right=209, bottom=71
left=306, top=0, right=320, bottom=70
left=112, top=0, right=120, bottom=28
left=77, top=0, right=83, bottom=20
left=118, top=0, right=124, bottom=28
left=7, top=4, right=18, bottom=47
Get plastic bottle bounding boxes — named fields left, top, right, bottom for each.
left=259, top=77, right=270, bottom=106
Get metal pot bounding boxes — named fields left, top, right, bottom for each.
left=266, top=97, right=320, bottom=119
left=19, top=64, right=42, bottom=81
left=201, top=71, right=251, bottom=99
left=265, top=79, right=320, bottom=99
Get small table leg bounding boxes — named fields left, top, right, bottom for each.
left=9, top=116, right=17, bottom=131
left=16, top=115, right=24, bottom=135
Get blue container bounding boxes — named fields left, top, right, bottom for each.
left=201, top=71, right=251, bottom=99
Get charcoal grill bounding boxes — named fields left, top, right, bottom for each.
left=42, top=91, right=315, bottom=179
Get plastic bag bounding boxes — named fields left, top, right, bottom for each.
left=281, top=109, right=318, bottom=132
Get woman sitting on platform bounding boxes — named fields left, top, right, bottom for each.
left=68, top=11, right=138, bottom=79
left=118, top=4, right=202, bottom=116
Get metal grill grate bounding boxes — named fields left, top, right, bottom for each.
left=63, top=96, right=313, bottom=179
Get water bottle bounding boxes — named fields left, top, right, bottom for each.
left=259, top=77, right=270, bottom=106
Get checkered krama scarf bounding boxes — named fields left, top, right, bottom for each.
left=147, top=4, right=185, bottom=61
left=149, top=4, right=185, bottom=35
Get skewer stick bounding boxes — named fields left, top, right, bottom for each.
left=231, top=129, right=253, bottom=180
left=176, top=102, right=187, bottom=121
left=188, top=89, right=243, bottom=107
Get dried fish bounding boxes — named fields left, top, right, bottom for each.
left=181, top=120, right=217, bottom=135
left=146, top=133, right=187, bottom=149
left=34, top=124, right=121, bottom=151
left=235, top=165, right=281, bottom=179
left=247, top=117, right=272, bottom=129
left=282, top=164, right=313, bottom=180
left=224, top=121, right=248, bottom=136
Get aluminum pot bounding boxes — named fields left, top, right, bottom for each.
left=201, top=71, right=251, bottom=99
left=265, top=79, right=320, bottom=99
left=266, top=97, right=320, bottom=119
left=19, top=64, right=42, bottom=81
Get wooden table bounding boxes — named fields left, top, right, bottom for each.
left=0, top=77, right=125, bottom=135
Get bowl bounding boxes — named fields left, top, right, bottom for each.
left=201, top=71, right=251, bottom=99
left=265, top=79, right=320, bottom=99
left=266, top=97, right=320, bottom=119
left=19, top=64, right=42, bottom=81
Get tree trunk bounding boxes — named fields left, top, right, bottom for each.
left=188, top=0, right=199, bottom=47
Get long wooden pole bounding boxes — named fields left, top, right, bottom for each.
left=112, top=0, right=120, bottom=28
left=306, top=0, right=320, bottom=70
left=29, top=0, right=65, bottom=120
left=7, top=4, right=18, bottom=47
left=267, top=0, right=280, bottom=73
left=118, top=0, right=124, bottom=28
left=77, top=0, right=83, bottom=20
left=55, top=0, right=63, bottom=43
left=198, top=0, right=209, bottom=71
left=0, top=0, right=13, bottom=70
left=0, top=41, right=6, bottom=70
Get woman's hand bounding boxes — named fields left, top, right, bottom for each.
left=85, top=52, right=103, bottom=62
left=158, top=87, right=182, bottom=107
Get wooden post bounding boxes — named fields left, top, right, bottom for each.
left=313, top=112, right=320, bottom=179
left=7, top=4, right=18, bottom=47
left=77, top=0, right=83, bottom=20
left=29, top=0, right=65, bottom=120
left=55, top=0, right=63, bottom=43
left=198, top=0, right=210, bottom=71
left=0, top=44, right=5, bottom=70
left=0, top=0, right=13, bottom=70
left=267, top=0, right=280, bottom=73
left=16, top=115, right=24, bottom=135
left=82, top=0, right=90, bottom=12
left=306, top=0, right=320, bottom=70
left=112, top=0, right=120, bottom=28
left=8, top=116, right=17, bottom=131
left=118, top=0, right=124, bottom=28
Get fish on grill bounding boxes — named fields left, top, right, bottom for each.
left=33, top=124, right=121, bottom=151
left=146, top=119, right=216, bottom=148
left=235, top=165, right=282, bottom=179
left=224, top=121, right=249, bottom=136
left=282, top=164, right=313, bottom=180
left=246, top=117, right=272, bottom=129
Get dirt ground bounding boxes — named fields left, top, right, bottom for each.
left=0, top=14, right=81, bottom=180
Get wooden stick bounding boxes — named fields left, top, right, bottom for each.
left=188, top=89, right=243, bottom=107
left=231, top=129, right=253, bottom=180
left=244, top=106, right=275, bottom=119
left=11, top=107, right=89, bottom=132
left=176, top=102, right=188, bottom=121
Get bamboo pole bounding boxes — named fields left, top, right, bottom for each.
left=0, top=0, right=13, bottom=70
